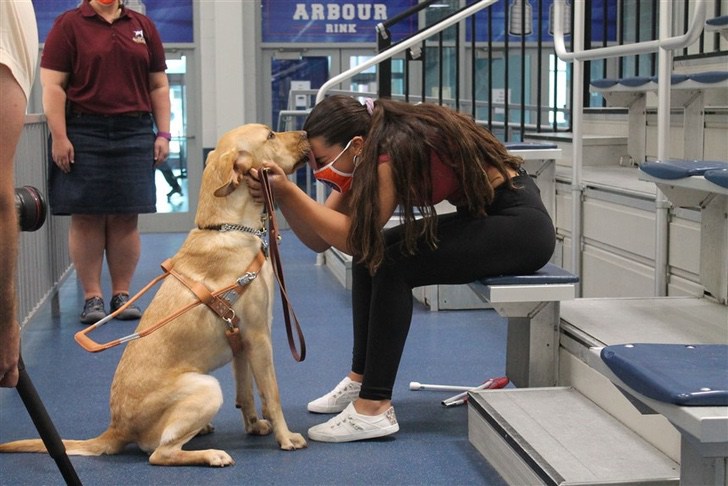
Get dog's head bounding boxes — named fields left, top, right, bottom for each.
left=196, top=124, right=310, bottom=227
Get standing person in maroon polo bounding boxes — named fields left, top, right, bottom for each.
left=41, top=0, right=171, bottom=324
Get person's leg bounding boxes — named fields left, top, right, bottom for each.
left=105, top=214, right=140, bottom=295
left=158, top=162, right=182, bottom=197
left=0, top=65, right=27, bottom=387
left=350, top=260, right=373, bottom=376
left=69, top=214, right=107, bottom=300
left=355, top=204, right=554, bottom=413
left=105, top=214, right=143, bottom=319
left=305, top=263, right=369, bottom=414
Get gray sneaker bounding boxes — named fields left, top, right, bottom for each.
left=110, top=293, right=142, bottom=320
left=80, top=296, right=106, bottom=324
left=307, top=377, right=362, bottom=413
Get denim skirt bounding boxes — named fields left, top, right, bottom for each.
left=48, top=113, right=157, bottom=215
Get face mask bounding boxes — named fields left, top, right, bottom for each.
left=309, top=139, right=355, bottom=193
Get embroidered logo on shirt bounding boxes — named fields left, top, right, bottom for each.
left=132, top=30, right=146, bottom=44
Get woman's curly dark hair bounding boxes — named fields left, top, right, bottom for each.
left=304, top=95, right=522, bottom=274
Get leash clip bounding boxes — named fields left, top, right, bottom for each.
left=237, top=272, right=258, bottom=287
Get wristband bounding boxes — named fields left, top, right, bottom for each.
left=156, top=131, right=172, bottom=141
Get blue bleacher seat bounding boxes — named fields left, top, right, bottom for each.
left=639, top=159, right=728, bottom=180
left=601, top=343, right=728, bottom=406
left=650, top=73, right=689, bottom=84
left=618, top=76, right=653, bottom=88
left=590, top=78, right=619, bottom=89
left=687, top=71, right=728, bottom=84
left=705, top=168, right=728, bottom=189
left=706, top=15, right=728, bottom=28
left=706, top=15, right=728, bottom=41
left=478, top=263, right=579, bottom=286
left=591, top=72, right=727, bottom=92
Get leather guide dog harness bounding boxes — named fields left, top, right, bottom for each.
left=74, top=169, right=306, bottom=362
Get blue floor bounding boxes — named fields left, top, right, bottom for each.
left=1, top=230, right=508, bottom=485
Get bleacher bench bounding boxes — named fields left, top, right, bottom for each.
left=705, top=14, right=728, bottom=39
left=639, top=158, right=728, bottom=304
left=590, top=71, right=728, bottom=162
left=639, top=159, right=728, bottom=205
left=588, top=343, right=728, bottom=485
left=469, top=263, right=579, bottom=388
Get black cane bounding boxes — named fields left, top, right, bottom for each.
left=16, top=354, right=82, bottom=485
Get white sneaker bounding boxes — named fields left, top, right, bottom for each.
left=308, top=402, right=399, bottom=443
left=307, top=377, right=361, bottom=413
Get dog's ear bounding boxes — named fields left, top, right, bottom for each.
left=213, top=151, right=254, bottom=197
left=203, top=148, right=217, bottom=167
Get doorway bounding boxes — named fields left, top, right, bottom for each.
left=264, top=48, right=386, bottom=129
left=263, top=48, right=385, bottom=197
left=139, top=50, right=201, bottom=233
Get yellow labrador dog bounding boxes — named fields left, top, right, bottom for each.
left=0, top=124, right=310, bottom=466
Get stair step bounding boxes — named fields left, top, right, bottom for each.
left=468, top=387, right=679, bottom=485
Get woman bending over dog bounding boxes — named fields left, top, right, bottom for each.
left=246, top=95, right=555, bottom=443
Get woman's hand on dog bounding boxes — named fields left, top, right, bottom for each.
left=245, top=162, right=288, bottom=204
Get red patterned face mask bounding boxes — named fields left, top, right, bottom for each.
left=309, top=139, right=355, bottom=193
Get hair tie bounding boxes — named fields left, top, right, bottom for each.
left=363, top=97, right=375, bottom=115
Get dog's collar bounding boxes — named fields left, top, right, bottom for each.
left=200, top=223, right=266, bottom=239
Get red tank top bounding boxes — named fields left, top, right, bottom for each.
left=378, top=152, right=462, bottom=204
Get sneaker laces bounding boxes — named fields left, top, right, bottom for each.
left=333, top=382, right=357, bottom=398
left=85, top=297, right=104, bottom=311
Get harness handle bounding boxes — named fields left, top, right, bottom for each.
left=74, top=257, right=262, bottom=354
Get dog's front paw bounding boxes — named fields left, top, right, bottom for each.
left=245, top=418, right=273, bottom=436
left=279, top=432, right=307, bottom=451
left=206, top=449, right=235, bottom=467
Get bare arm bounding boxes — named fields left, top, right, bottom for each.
left=0, top=66, right=26, bottom=387
left=40, top=68, right=73, bottom=173
left=246, top=161, right=398, bottom=255
left=247, top=165, right=349, bottom=252
left=149, top=71, right=171, bottom=165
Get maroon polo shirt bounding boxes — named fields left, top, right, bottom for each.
left=40, top=0, right=167, bottom=115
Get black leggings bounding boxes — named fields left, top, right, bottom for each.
left=351, top=175, right=556, bottom=400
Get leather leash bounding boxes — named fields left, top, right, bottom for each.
left=260, top=168, right=307, bottom=362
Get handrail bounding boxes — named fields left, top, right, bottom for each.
left=553, top=0, right=706, bottom=61
left=552, top=0, right=708, bottom=297
left=316, top=0, right=499, bottom=104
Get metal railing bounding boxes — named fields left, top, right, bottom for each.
left=13, top=115, right=72, bottom=327
left=552, top=0, right=710, bottom=296
left=316, top=0, right=500, bottom=104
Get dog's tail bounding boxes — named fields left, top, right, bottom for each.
left=0, top=428, right=128, bottom=456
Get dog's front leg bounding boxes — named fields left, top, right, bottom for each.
left=246, top=335, right=307, bottom=450
left=232, top=352, right=272, bottom=436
